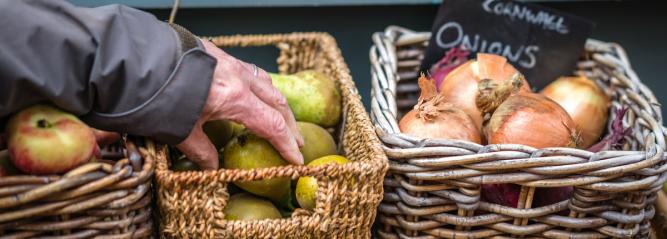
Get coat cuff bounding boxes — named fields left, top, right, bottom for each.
left=85, top=41, right=216, bottom=145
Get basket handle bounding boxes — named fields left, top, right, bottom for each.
left=168, top=0, right=180, bottom=24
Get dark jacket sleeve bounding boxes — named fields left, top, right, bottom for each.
left=0, top=0, right=216, bottom=144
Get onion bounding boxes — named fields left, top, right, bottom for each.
left=484, top=92, right=580, bottom=148
left=399, top=75, right=481, bottom=143
left=478, top=76, right=579, bottom=209
left=588, top=107, right=631, bottom=152
left=481, top=184, right=521, bottom=208
left=439, top=53, right=531, bottom=131
left=541, top=76, right=610, bottom=148
left=430, top=47, right=470, bottom=89
left=533, top=186, right=573, bottom=208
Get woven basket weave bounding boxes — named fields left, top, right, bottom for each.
left=370, top=26, right=666, bottom=238
left=0, top=139, right=155, bottom=238
left=155, top=32, right=388, bottom=239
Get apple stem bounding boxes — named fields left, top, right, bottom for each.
left=37, top=119, right=52, bottom=128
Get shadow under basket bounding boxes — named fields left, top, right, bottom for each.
left=0, top=138, right=156, bottom=238
left=154, top=32, right=388, bottom=239
left=370, top=26, right=666, bottom=238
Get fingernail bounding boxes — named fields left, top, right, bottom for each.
left=297, top=135, right=305, bottom=147
left=293, top=150, right=304, bottom=165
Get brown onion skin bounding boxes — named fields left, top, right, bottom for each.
left=439, top=54, right=531, bottom=130
left=485, top=93, right=579, bottom=148
left=541, top=76, right=610, bottom=148
left=399, top=107, right=482, bottom=143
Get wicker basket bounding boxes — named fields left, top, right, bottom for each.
left=154, top=32, right=388, bottom=239
left=370, top=26, right=666, bottom=238
left=0, top=138, right=155, bottom=238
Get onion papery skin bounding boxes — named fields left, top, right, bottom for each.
left=541, top=76, right=610, bottom=148
left=439, top=54, right=531, bottom=131
left=399, top=107, right=482, bottom=143
left=399, top=74, right=482, bottom=143
left=485, top=93, right=580, bottom=148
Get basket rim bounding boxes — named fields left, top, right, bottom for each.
left=371, top=29, right=663, bottom=239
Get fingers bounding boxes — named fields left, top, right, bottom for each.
left=200, top=39, right=303, bottom=165
left=175, top=120, right=220, bottom=170
left=243, top=65, right=304, bottom=147
left=231, top=93, right=304, bottom=165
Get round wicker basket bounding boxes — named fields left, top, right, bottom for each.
left=370, top=26, right=666, bottom=239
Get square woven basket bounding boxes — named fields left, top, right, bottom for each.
left=154, top=32, right=388, bottom=239
left=0, top=139, right=155, bottom=238
left=370, top=26, right=666, bottom=238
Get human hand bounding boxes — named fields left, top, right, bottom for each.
left=176, top=40, right=304, bottom=170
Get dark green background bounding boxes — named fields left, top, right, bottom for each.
left=143, top=1, right=665, bottom=119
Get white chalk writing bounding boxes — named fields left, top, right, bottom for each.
left=436, top=21, right=539, bottom=68
left=482, top=0, right=568, bottom=34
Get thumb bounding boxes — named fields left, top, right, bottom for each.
left=176, top=122, right=219, bottom=170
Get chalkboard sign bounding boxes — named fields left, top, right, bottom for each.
left=421, top=0, right=595, bottom=90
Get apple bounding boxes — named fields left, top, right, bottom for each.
left=6, top=105, right=96, bottom=175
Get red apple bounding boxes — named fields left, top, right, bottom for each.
left=6, top=105, right=96, bottom=175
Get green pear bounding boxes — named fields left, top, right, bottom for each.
left=297, top=122, right=337, bottom=164
left=229, top=121, right=245, bottom=138
left=270, top=71, right=341, bottom=127
left=223, top=132, right=292, bottom=209
left=171, top=155, right=201, bottom=172
left=224, top=193, right=281, bottom=220
left=296, top=155, right=349, bottom=210
left=203, top=120, right=233, bottom=150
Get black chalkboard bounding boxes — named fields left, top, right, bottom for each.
left=421, top=0, right=595, bottom=90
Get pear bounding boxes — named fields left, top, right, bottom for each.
left=297, top=122, right=337, bottom=164
left=224, top=193, right=281, bottom=220
left=229, top=121, right=245, bottom=138
left=270, top=71, right=341, bottom=127
left=171, top=155, right=201, bottom=171
left=203, top=120, right=233, bottom=150
left=296, top=155, right=349, bottom=210
left=223, top=132, right=292, bottom=209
